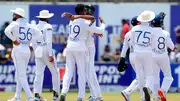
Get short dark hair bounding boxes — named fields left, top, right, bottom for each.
left=122, top=19, right=127, bottom=23
left=75, top=4, right=85, bottom=15
left=39, top=18, right=49, bottom=22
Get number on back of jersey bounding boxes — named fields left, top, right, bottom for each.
left=69, top=25, right=80, bottom=41
left=19, top=27, right=32, bottom=43
left=152, top=36, right=166, bottom=54
left=135, top=30, right=151, bottom=47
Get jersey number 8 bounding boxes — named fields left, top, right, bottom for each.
left=157, top=37, right=165, bottom=50
left=19, top=27, right=32, bottom=41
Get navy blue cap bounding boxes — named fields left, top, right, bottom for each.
left=131, top=16, right=139, bottom=26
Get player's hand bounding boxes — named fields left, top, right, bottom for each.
left=13, top=40, right=20, bottom=46
left=29, top=46, right=33, bottom=52
left=117, top=57, right=128, bottom=72
left=61, top=12, right=73, bottom=19
left=159, top=12, right=166, bottom=19
left=97, top=34, right=103, bottom=37
left=99, top=16, right=105, bottom=24
left=173, top=47, right=177, bottom=52
left=48, top=56, right=54, bottom=63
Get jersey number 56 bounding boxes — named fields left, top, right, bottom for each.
left=19, top=27, right=32, bottom=41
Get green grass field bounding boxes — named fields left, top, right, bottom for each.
left=0, top=92, right=180, bottom=101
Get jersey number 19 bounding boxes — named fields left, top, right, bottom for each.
left=69, top=25, right=80, bottom=40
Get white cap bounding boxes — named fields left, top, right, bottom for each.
left=10, top=8, right=25, bottom=17
left=36, top=10, right=54, bottom=18
left=137, top=10, right=155, bottom=22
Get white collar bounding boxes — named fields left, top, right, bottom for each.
left=39, top=21, right=48, bottom=24
left=153, top=27, right=162, bottom=30
left=16, top=18, right=26, bottom=23
left=140, top=22, right=150, bottom=26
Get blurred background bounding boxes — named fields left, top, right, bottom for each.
left=0, top=0, right=180, bottom=98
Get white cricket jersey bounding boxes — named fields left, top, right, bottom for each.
left=4, top=18, right=42, bottom=54
left=130, top=23, right=155, bottom=52
left=67, top=18, right=105, bottom=51
left=34, top=21, right=53, bottom=56
left=152, top=27, right=174, bottom=56
left=121, top=30, right=134, bottom=58
left=87, top=21, right=96, bottom=48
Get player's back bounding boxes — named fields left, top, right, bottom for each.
left=11, top=18, right=41, bottom=54
left=152, top=28, right=174, bottom=56
left=14, top=18, right=34, bottom=53
left=34, top=21, right=51, bottom=46
left=67, top=18, right=89, bottom=51
left=131, top=23, right=154, bottom=53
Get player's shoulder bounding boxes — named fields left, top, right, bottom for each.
left=131, top=25, right=140, bottom=31
left=71, top=18, right=87, bottom=25
left=45, top=23, right=52, bottom=29
left=125, top=30, right=132, bottom=38
left=10, top=21, right=18, bottom=26
left=162, top=30, right=170, bottom=37
left=162, top=30, right=170, bottom=34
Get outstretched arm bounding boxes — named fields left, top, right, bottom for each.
left=61, top=12, right=95, bottom=21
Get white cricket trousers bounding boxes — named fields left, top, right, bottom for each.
left=152, top=55, right=173, bottom=98
left=34, top=48, right=60, bottom=94
left=87, top=46, right=102, bottom=98
left=62, top=51, right=87, bottom=98
left=123, top=53, right=138, bottom=95
left=133, top=51, right=153, bottom=100
left=11, top=48, right=32, bottom=99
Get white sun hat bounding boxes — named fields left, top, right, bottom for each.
left=137, top=10, right=155, bottom=22
left=10, top=8, right=25, bottom=17
left=36, top=10, right=54, bottom=18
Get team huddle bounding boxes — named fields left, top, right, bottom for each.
left=4, top=3, right=174, bottom=101
left=118, top=11, right=174, bottom=101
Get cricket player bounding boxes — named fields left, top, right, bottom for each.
left=129, top=10, right=155, bottom=101
left=151, top=15, right=174, bottom=101
left=119, top=16, right=140, bottom=101
left=85, top=5, right=103, bottom=101
left=60, top=4, right=105, bottom=101
left=32, top=10, right=60, bottom=101
left=5, top=8, right=42, bottom=101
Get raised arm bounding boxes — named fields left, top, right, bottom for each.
left=86, top=16, right=105, bottom=34
left=61, top=12, right=95, bottom=22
